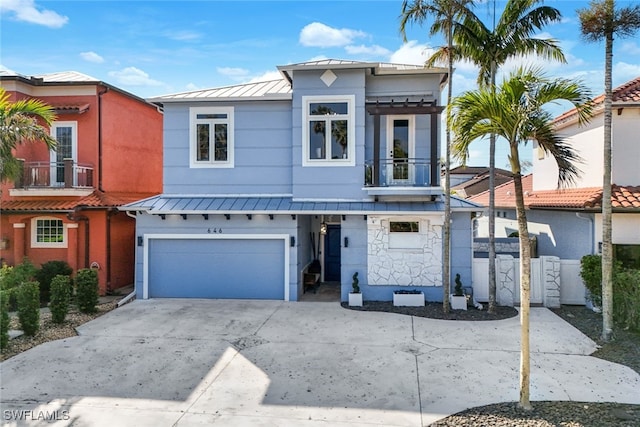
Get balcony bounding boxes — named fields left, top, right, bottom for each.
left=11, top=159, right=94, bottom=196
left=364, top=158, right=442, bottom=197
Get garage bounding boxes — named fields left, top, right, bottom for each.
left=145, top=235, right=287, bottom=299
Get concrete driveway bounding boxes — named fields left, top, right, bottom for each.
left=1, top=300, right=639, bottom=426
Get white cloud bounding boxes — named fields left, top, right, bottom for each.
left=613, top=62, right=640, bottom=84
left=79, top=51, right=104, bottom=64
left=299, top=22, right=367, bottom=48
left=389, top=40, right=436, bottom=65
left=217, top=67, right=250, bottom=80
left=185, top=83, right=200, bottom=91
left=164, top=30, right=202, bottom=41
left=0, top=0, right=68, bottom=28
left=107, top=67, right=163, bottom=86
left=248, top=71, right=282, bottom=83
left=345, top=44, right=391, bottom=56
left=621, top=41, right=640, bottom=56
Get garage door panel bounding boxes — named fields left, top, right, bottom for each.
left=148, top=238, right=284, bottom=299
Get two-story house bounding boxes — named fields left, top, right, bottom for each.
left=0, top=71, right=163, bottom=294
left=123, top=60, right=479, bottom=302
left=470, top=76, right=640, bottom=268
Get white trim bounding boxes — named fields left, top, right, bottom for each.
left=189, top=106, right=234, bottom=168
left=30, top=217, right=68, bottom=248
left=50, top=121, right=78, bottom=186
left=67, top=223, right=79, bottom=229
left=9, top=188, right=94, bottom=197
left=302, top=94, right=355, bottom=167
left=386, top=115, right=415, bottom=184
left=143, top=233, right=290, bottom=301
left=13, top=223, right=26, bottom=229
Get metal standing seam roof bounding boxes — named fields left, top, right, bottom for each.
left=120, top=196, right=481, bottom=214
left=148, top=79, right=292, bottom=102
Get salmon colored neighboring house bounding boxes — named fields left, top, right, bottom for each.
left=0, top=71, right=162, bottom=294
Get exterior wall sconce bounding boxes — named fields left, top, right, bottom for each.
left=290, top=236, right=296, bottom=247
left=137, top=236, right=143, bottom=247
left=320, top=222, right=327, bottom=235
left=344, top=237, right=349, bottom=247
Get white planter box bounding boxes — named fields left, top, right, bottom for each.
left=450, top=295, right=467, bottom=310
left=393, top=292, right=424, bottom=307
left=348, top=293, right=363, bottom=307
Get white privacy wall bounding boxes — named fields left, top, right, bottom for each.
left=367, top=215, right=443, bottom=286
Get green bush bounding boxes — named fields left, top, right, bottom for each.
left=613, top=268, right=640, bottom=332
left=49, top=275, right=72, bottom=324
left=17, top=281, right=40, bottom=336
left=0, top=259, right=37, bottom=311
left=76, top=269, right=98, bottom=314
left=0, top=291, right=9, bottom=350
left=35, top=260, right=72, bottom=305
left=580, top=254, right=602, bottom=307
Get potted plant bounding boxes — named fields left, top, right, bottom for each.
left=450, top=273, right=467, bottom=311
left=348, top=272, right=362, bottom=307
left=393, top=289, right=424, bottom=307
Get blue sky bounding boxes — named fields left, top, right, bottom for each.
left=2, top=0, right=640, bottom=168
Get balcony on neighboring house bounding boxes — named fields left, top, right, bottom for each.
left=11, top=159, right=94, bottom=196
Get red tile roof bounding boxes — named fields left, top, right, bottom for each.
left=469, top=174, right=640, bottom=211
left=1, top=191, right=157, bottom=212
left=554, top=76, right=640, bottom=125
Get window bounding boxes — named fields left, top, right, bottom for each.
left=31, top=217, right=67, bottom=248
left=388, top=219, right=423, bottom=249
left=50, top=122, right=77, bottom=185
left=303, top=95, right=355, bottom=166
left=390, top=221, right=419, bottom=232
left=190, top=107, right=234, bottom=168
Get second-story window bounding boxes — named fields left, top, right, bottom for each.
left=303, top=95, right=355, bottom=166
left=190, top=106, right=234, bottom=168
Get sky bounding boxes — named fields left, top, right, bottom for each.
left=2, top=0, right=640, bottom=169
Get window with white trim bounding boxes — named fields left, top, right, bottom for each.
left=31, top=217, right=67, bottom=248
left=303, top=95, right=355, bottom=166
left=190, top=107, right=234, bottom=168
left=388, top=219, right=423, bottom=249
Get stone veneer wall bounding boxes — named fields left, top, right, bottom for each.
left=367, top=215, right=443, bottom=286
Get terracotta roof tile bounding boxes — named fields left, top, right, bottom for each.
left=1, top=191, right=157, bottom=212
left=468, top=175, right=640, bottom=211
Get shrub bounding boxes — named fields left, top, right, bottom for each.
left=580, top=254, right=602, bottom=307
left=17, top=281, right=40, bottom=336
left=613, top=268, right=640, bottom=332
left=0, top=259, right=37, bottom=310
left=35, top=260, right=72, bottom=305
left=76, top=269, right=99, bottom=314
left=0, top=291, right=9, bottom=350
left=49, top=275, right=72, bottom=324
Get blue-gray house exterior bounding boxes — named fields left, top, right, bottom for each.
left=123, top=59, right=480, bottom=302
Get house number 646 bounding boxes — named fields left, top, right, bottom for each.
left=207, top=228, right=222, bottom=234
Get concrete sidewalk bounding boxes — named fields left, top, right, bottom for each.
left=1, top=300, right=638, bottom=426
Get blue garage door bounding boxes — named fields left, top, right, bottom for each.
left=148, top=238, right=285, bottom=299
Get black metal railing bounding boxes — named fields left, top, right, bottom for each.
left=364, top=158, right=433, bottom=187
left=15, top=159, right=94, bottom=189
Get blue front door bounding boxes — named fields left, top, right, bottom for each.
left=324, top=225, right=341, bottom=281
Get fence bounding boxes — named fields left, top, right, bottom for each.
left=472, top=256, right=586, bottom=307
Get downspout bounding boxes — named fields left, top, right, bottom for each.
left=97, top=86, right=109, bottom=192
left=105, top=208, right=117, bottom=294
left=576, top=212, right=595, bottom=254
left=68, top=207, right=89, bottom=268
left=118, top=210, right=138, bottom=307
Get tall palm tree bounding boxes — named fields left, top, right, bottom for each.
left=449, top=68, right=592, bottom=409
left=578, top=0, right=640, bottom=342
left=429, top=0, right=565, bottom=314
left=0, top=87, right=57, bottom=182
left=399, top=0, right=473, bottom=314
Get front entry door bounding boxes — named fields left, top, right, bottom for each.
left=324, top=225, right=341, bottom=281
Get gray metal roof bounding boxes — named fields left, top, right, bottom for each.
left=0, top=70, right=99, bottom=83
left=277, top=59, right=445, bottom=73
left=148, top=79, right=292, bottom=103
left=121, top=196, right=480, bottom=214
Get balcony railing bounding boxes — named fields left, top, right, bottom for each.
left=14, top=159, right=94, bottom=189
left=364, top=158, right=434, bottom=187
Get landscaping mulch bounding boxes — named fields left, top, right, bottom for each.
left=343, top=301, right=640, bottom=426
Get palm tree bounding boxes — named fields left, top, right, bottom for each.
left=429, top=0, right=565, bottom=314
left=449, top=68, right=592, bottom=409
left=0, top=87, right=57, bottom=182
left=578, top=0, right=640, bottom=342
left=399, top=0, right=473, bottom=314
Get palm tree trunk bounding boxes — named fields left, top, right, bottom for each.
left=601, top=30, right=614, bottom=342
left=488, top=61, right=498, bottom=314
left=511, top=149, right=532, bottom=411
